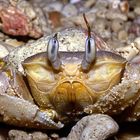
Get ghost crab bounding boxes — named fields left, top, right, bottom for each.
left=0, top=14, right=140, bottom=130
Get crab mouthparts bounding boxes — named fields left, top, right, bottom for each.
left=50, top=82, right=95, bottom=115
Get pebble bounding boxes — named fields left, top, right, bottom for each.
left=31, top=132, right=49, bottom=140
left=95, top=0, right=109, bottom=8
left=118, top=30, right=128, bottom=41
left=43, top=1, right=63, bottom=12
left=67, top=114, right=119, bottom=140
left=101, top=29, right=112, bottom=39
left=63, top=12, right=96, bottom=29
left=62, top=4, right=78, bottom=17
left=134, top=16, right=140, bottom=25
left=124, top=22, right=132, bottom=32
left=9, top=0, right=18, bottom=6
left=127, top=33, right=136, bottom=43
left=93, top=18, right=111, bottom=39
left=8, top=130, right=30, bottom=140
left=127, top=12, right=135, bottom=20
left=84, top=0, right=96, bottom=8
left=96, top=9, right=107, bottom=18
left=110, top=0, right=120, bottom=9
left=128, top=23, right=140, bottom=36
left=111, top=19, right=124, bottom=33
left=70, top=0, right=81, bottom=4
left=93, top=18, right=107, bottom=31
left=5, top=39, right=24, bottom=47
left=48, top=11, right=62, bottom=29
left=134, top=7, right=140, bottom=16
left=0, top=135, right=5, bottom=140
left=50, top=133, right=59, bottom=139
left=119, top=0, right=129, bottom=13
left=134, top=37, right=140, bottom=49
left=60, top=138, right=67, bottom=140
left=33, top=5, right=50, bottom=34
left=8, top=130, right=49, bottom=140
left=117, top=133, right=140, bottom=140
left=106, top=10, right=128, bottom=21
left=17, top=0, right=36, bottom=20
left=0, top=33, right=7, bottom=41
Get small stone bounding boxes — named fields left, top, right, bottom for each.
left=134, top=7, right=140, bottom=16
left=31, top=132, right=49, bottom=140
left=33, top=5, right=49, bottom=34
left=93, top=18, right=107, bottom=31
left=70, top=0, right=81, bottom=4
left=5, top=39, right=24, bottom=47
left=17, top=1, right=36, bottom=20
left=134, top=37, right=140, bottom=50
left=106, top=10, right=128, bottom=21
left=84, top=0, right=96, bottom=8
left=93, top=18, right=111, bottom=39
left=62, top=12, right=96, bottom=29
left=48, top=11, right=62, bottom=28
left=43, top=2, right=63, bottom=12
left=119, top=0, right=129, bottom=13
left=125, top=21, right=132, bottom=33
left=95, top=0, right=109, bottom=8
left=127, top=33, right=136, bottom=43
left=60, top=138, right=67, bottom=140
left=62, top=4, right=78, bottom=17
left=9, top=0, right=19, bottom=6
left=8, top=130, right=30, bottom=140
left=118, top=30, right=128, bottom=41
left=96, top=9, right=107, bottom=18
left=8, top=130, right=49, bottom=140
left=0, top=135, right=5, bottom=140
left=127, top=12, right=135, bottom=20
left=111, top=0, right=120, bottom=9
left=50, top=133, right=59, bottom=139
left=67, top=114, right=119, bottom=140
left=128, top=24, right=140, bottom=36
left=111, top=19, right=124, bottom=33
left=134, top=16, right=140, bottom=25
left=116, top=132, right=140, bottom=140
left=0, top=32, right=5, bottom=41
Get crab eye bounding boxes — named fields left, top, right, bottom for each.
left=81, top=37, right=96, bottom=71
left=47, top=34, right=61, bottom=70
left=85, top=37, right=96, bottom=63
left=81, top=13, right=96, bottom=71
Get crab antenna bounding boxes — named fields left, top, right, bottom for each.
left=47, top=33, right=62, bottom=70
left=83, top=13, right=91, bottom=38
left=81, top=13, right=96, bottom=71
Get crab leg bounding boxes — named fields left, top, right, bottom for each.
left=84, top=63, right=140, bottom=116
left=0, top=70, right=63, bottom=129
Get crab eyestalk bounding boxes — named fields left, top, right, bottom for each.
left=47, top=33, right=62, bottom=70
left=81, top=14, right=96, bottom=71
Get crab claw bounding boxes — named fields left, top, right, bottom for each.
left=0, top=93, right=63, bottom=129
left=84, top=62, right=140, bottom=116
left=0, top=70, right=63, bottom=129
